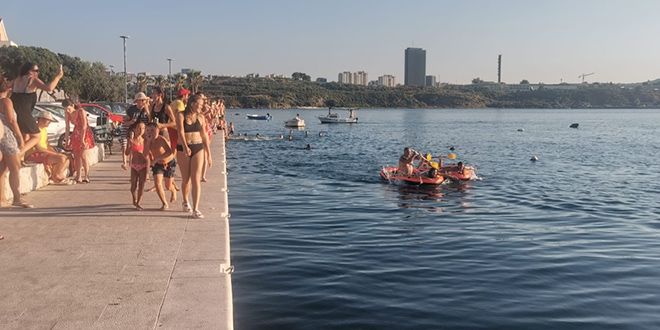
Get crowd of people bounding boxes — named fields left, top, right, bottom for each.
left=0, top=62, right=229, bottom=240
left=120, top=88, right=225, bottom=218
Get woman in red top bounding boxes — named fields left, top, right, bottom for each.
left=62, top=100, right=94, bottom=183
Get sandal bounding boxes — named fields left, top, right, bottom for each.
left=193, top=210, right=204, bottom=219
left=182, top=202, right=192, bottom=213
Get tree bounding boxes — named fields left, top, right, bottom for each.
left=153, top=75, right=167, bottom=90
left=136, top=75, right=150, bottom=92
left=520, top=79, right=530, bottom=84
left=187, top=70, right=204, bottom=94
left=471, top=77, right=484, bottom=85
left=324, top=99, right=337, bottom=108
left=173, top=73, right=186, bottom=91
left=292, top=72, right=311, bottom=81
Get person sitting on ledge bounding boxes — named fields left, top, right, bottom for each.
left=25, top=111, right=71, bottom=184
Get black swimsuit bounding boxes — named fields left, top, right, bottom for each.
left=177, top=116, right=203, bottom=156
left=11, top=78, right=39, bottom=134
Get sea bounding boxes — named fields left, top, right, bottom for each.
left=226, top=108, right=660, bottom=330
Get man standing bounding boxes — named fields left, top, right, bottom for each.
left=25, top=111, right=71, bottom=184
left=171, top=88, right=190, bottom=113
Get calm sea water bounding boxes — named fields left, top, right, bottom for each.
left=227, top=108, right=660, bottom=330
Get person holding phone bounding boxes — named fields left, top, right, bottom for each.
left=10, top=62, right=63, bottom=159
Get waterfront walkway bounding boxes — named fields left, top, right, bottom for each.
left=0, top=138, right=233, bottom=330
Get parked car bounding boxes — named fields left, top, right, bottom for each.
left=32, top=105, right=67, bottom=148
left=37, top=102, right=98, bottom=128
left=93, top=102, right=129, bottom=116
left=80, top=103, right=122, bottom=124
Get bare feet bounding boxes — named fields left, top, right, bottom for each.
left=121, top=164, right=127, bottom=170
left=145, top=186, right=157, bottom=193
left=132, top=199, right=138, bottom=207
left=0, top=235, right=3, bottom=240
left=160, top=204, right=169, bottom=211
left=170, top=192, right=177, bottom=203
left=201, top=177, right=208, bottom=183
left=12, top=199, right=33, bottom=208
left=135, top=204, right=143, bottom=211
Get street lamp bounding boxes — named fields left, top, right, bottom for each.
left=167, top=58, right=173, bottom=100
left=120, top=35, right=130, bottom=102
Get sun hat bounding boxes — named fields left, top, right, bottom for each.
left=37, top=111, right=58, bottom=123
left=134, top=92, right=149, bottom=101
left=177, top=88, right=191, bottom=97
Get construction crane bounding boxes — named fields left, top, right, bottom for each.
left=578, top=72, right=595, bottom=83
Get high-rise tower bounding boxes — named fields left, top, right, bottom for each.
left=404, top=47, right=426, bottom=86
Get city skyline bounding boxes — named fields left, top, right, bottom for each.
left=4, top=1, right=660, bottom=84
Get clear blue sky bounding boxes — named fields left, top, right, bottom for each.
left=4, top=0, right=660, bottom=84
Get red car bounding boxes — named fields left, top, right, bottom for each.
left=80, top=103, right=124, bottom=124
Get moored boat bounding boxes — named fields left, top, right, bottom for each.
left=284, top=115, right=305, bottom=127
left=247, top=113, right=272, bottom=120
left=318, top=108, right=358, bottom=124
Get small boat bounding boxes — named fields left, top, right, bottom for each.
left=318, top=108, right=358, bottom=124
left=284, top=115, right=305, bottom=127
left=247, top=113, right=272, bottom=120
left=380, top=167, right=445, bottom=185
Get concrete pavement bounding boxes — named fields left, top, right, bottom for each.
left=0, top=137, right=233, bottom=330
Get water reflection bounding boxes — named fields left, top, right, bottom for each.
left=387, top=181, right=474, bottom=213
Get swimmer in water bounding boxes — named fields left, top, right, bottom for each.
left=288, top=135, right=293, bottom=141
left=306, top=144, right=311, bottom=150
left=319, top=132, right=323, bottom=137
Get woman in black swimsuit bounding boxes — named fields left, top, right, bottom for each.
left=176, top=94, right=212, bottom=219
left=10, top=62, right=63, bottom=157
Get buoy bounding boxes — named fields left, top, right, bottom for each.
left=530, top=156, right=539, bottom=161
left=570, top=123, right=579, bottom=128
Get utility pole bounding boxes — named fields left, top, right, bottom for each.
left=167, top=58, right=173, bottom=101
left=120, top=35, right=130, bottom=102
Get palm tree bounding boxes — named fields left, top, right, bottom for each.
left=136, top=75, right=150, bottom=92
left=173, top=73, right=186, bottom=91
left=187, top=70, right=204, bottom=94
left=153, top=75, right=167, bottom=90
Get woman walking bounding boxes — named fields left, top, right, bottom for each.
left=126, top=122, right=148, bottom=210
left=0, top=76, right=31, bottom=208
left=62, top=100, right=94, bottom=183
left=10, top=62, right=63, bottom=157
left=176, top=94, right=212, bottom=218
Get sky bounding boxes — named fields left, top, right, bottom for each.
left=4, top=0, right=660, bottom=84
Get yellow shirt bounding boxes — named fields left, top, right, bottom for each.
left=27, top=127, right=48, bottom=156
left=171, top=99, right=185, bottom=112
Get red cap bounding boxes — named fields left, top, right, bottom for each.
left=177, top=88, right=191, bottom=97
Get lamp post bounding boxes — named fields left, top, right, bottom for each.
left=167, top=58, right=173, bottom=100
left=120, top=35, right=130, bottom=102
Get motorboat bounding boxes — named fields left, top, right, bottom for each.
left=247, top=113, right=272, bottom=120
left=318, top=108, right=358, bottom=124
left=284, top=114, right=305, bottom=127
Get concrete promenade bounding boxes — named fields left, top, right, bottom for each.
left=0, top=138, right=233, bottom=330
